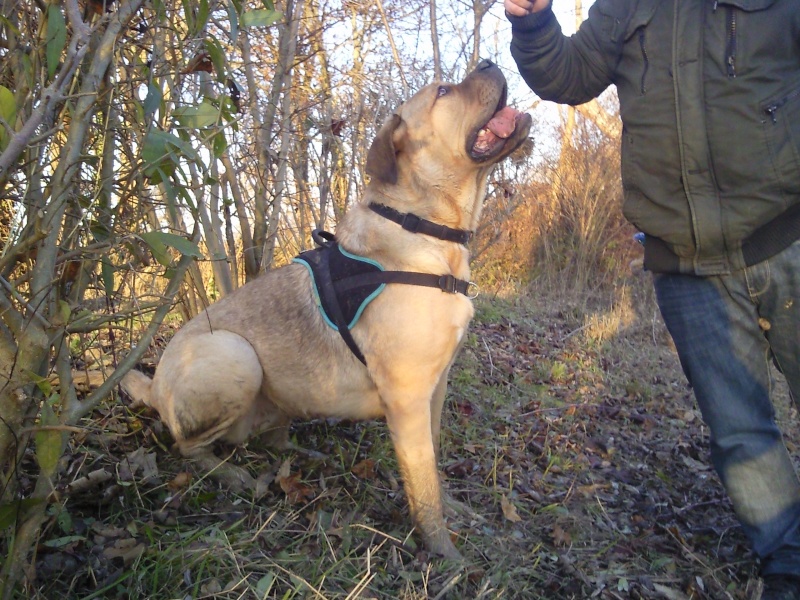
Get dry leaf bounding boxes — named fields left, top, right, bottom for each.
left=500, top=494, right=522, bottom=523
left=276, top=459, right=314, bottom=504
left=351, top=459, right=376, bottom=480
left=167, top=471, right=192, bottom=491
left=278, top=472, right=315, bottom=504
left=182, top=52, right=213, bottom=74
left=276, top=458, right=292, bottom=481
left=681, top=455, right=710, bottom=472
left=552, top=524, right=572, bottom=547
left=103, top=538, right=145, bottom=566
left=67, top=468, right=112, bottom=494
left=123, top=447, right=159, bottom=485
left=201, top=579, right=223, bottom=595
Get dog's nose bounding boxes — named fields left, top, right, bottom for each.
left=476, top=59, right=495, bottom=71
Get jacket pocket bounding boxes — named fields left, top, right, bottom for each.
left=715, top=0, right=776, bottom=10
left=762, top=82, right=800, bottom=195
left=595, top=0, right=656, bottom=43
left=596, top=0, right=656, bottom=93
left=713, top=0, right=775, bottom=78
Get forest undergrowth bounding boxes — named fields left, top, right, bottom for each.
left=14, top=278, right=795, bottom=600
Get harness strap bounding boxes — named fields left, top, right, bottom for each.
left=313, top=238, right=368, bottom=365
left=368, top=203, right=474, bottom=244
left=335, top=270, right=476, bottom=297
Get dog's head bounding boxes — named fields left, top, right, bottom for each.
left=366, top=60, right=532, bottom=188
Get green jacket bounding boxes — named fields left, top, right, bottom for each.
left=508, top=0, right=800, bottom=275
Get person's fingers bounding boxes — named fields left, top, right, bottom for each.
left=504, top=0, right=534, bottom=16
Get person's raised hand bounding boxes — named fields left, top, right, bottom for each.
left=504, top=0, right=549, bottom=17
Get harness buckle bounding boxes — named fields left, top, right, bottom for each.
left=401, top=212, right=422, bottom=233
left=438, top=274, right=458, bottom=293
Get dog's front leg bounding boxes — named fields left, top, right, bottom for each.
left=383, top=397, right=461, bottom=559
left=429, top=369, right=449, bottom=465
left=428, top=368, right=481, bottom=524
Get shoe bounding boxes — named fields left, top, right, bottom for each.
left=762, top=575, right=800, bottom=600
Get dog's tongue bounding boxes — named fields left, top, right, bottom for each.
left=486, top=106, right=521, bottom=139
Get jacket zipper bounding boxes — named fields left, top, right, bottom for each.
left=638, top=29, right=649, bottom=95
left=725, top=7, right=737, bottom=78
left=765, top=88, right=800, bottom=124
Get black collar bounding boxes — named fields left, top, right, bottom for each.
left=368, top=203, right=474, bottom=244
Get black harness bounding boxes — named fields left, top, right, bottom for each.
left=293, top=207, right=477, bottom=365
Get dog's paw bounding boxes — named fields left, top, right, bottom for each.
left=429, top=536, right=463, bottom=561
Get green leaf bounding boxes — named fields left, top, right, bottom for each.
left=56, top=504, right=73, bottom=534
left=157, top=232, right=203, bottom=258
left=101, top=259, right=116, bottom=295
left=196, top=0, right=210, bottom=34
left=204, top=38, right=226, bottom=84
left=139, top=231, right=170, bottom=266
left=211, top=131, right=228, bottom=158
left=255, top=573, right=275, bottom=596
left=0, top=85, right=16, bottom=150
left=173, top=100, right=219, bottom=129
left=0, top=14, right=21, bottom=36
left=169, top=134, right=201, bottom=163
left=35, top=401, right=62, bottom=478
left=176, top=184, right=197, bottom=211
left=227, top=0, right=239, bottom=43
left=0, top=499, right=45, bottom=530
left=57, top=299, right=71, bottom=324
left=181, top=0, right=195, bottom=35
left=140, top=231, right=203, bottom=267
left=142, top=129, right=180, bottom=179
left=142, top=130, right=201, bottom=176
left=241, top=8, right=282, bottom=28
left=46, top=4, right=67, bottom=80
left=27, top=371, right=52, bottom=396
left=143, top=83, right=162, bottom=117
left=43, top=535, right=85, bottom=549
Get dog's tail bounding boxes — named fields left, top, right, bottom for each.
left=120, top=370, right=154, bottom=410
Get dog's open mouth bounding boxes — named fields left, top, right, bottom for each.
left=469, top=105, right=528, bottom=161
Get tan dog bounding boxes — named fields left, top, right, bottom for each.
left=122, top=60, right=531, bottom=558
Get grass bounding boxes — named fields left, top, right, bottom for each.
left=15, top=283, right=794, bottom=599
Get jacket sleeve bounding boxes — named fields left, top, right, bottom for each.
left=507, top=0, right=619, bottom=106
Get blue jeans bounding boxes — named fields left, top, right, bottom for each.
left=654, top=240, right=800, bottom=577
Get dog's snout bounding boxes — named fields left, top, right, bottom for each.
left=476, top=59, right=495, bottom=71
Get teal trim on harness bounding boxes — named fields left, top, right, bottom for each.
left=292, top=257, right=337, bottom=329
left=292, top=245, right=386, bottom=332
left=337, top=246, right=386, bottom=330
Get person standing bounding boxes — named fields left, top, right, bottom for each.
left=504, top=0, right=800, bottom=596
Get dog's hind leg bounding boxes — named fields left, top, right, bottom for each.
left=251, top=409, right=327, bottom=459
left=176, top=441, right=270, bottom=497
left=121, top=370, right=154, bottom=410
left=152, top=329, right=269, bottom=495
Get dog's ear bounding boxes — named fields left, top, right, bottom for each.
left=366, top=114, right=404, bottom=185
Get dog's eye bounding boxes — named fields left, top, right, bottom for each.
left=436, top=86, right=450, bottom=98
